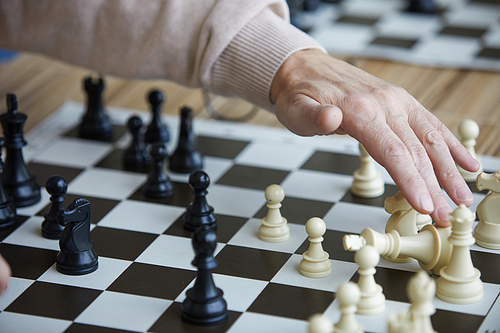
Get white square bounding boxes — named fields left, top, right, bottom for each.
left=323, top=202, right=388, bottom=234
left=68, top=168, right=146, bottom=200
left=206, top=184, right=265, bottom=218
left=311, top=22, right=375, bottom=54
left=227, top=312, right=308, bottom=333
left=33, top=137, right=112, bottom=168
left=271, top=254, right=359, bottom=292
left=98, top=200, right=184, bottom=234
left=235, top=142, right=314, bottom=171
left=166, top=156, right=234, bottom=184
left=0, top=277, right=34, bottom=311
left=376, top=11, right=441, bottom=38
left=228, top=218, right=307, bottom=253
left=16, top=189, right=50, bottom=217
left=175, top=274, right=268, bottom=312
left=75, top=291, right=172, bottom=332
left=0, top=312, right=72, bottom=333
left=2, top=216, right=60, bottom=251
left=414, top=35, right=481, bottom=67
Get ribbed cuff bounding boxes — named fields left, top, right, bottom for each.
left=210, top=7, right=325, bottom=112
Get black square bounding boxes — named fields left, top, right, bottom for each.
left=439, top=26, right=487, bottom=38
left=431, top=308, right=484, bottom=333
left=65, top=323, right=136, bottom=333
left=471, top=250, right=500, bottom=284
left=27, top=162, right=84, bottom=187
left=254, top=196, right=334, bottom=225
left=301, top=151, right=359, bottom=175
left=213, top=245, right=291, bottom=281
left=370, top=37, right=417, bottom=49
left=337, top=15, right=379, bottom=25
left=0, top=215, right=29, bottom=241
left=107, top=262, right=196, bottom=300
left=296, top=229, right=356, bottom=263
left=216, top=165, right=290, bottom=191
left=165, top=214, right=248, bottom=243
left=340, top=184, right=399, bottom=208
left=94, top=149, right=152, bottom=173
left=0, top=243, right=57, bottom=279
left=477, top=47, right=500, bottom=60
left=128, top=181, right=193, bottom=208
left=64, top=124, right=128, bottom=143
left=197, top=136, right=250, bottom=159
left=248, top=283, right=333, bottom=320
left=149, top=302, right=241, bottom=333
left=91, top=226, right=158, bottom=261
left=5, top=281, right=101, bottom=320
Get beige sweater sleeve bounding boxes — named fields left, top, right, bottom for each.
left=0, top=0, right=324, bottom=110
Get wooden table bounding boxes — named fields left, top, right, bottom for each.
left=0, top=53, right=499, bottom=157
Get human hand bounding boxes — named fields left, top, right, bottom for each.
left=0, top=254, right=11, bottom=295
left=270, top=49, right=480, bottom=226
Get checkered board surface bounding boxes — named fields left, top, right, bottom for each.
left=0, top=101, right=499, bottom=333
left=299, top=0, right=500, bottom=71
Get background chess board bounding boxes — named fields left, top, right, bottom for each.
left=0, top=101, right=499, bottom=333
left=298, top=0, right=500, bottom=71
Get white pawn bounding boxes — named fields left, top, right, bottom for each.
left=259, top=184, right=289, bottom=242
left=334, top=282, right=364, bottom=333
left=407, top=271, right=437, bottom=333
left=457, top=119, right=482, bottom=181
left=355, top=245, right=385, bottom=315
left=437, top=204, right=483, bottom=304
left=300, top=217, right=332, bottom=278
left=351, top=143, right=385, bottom=198
left=308, top=314, right=334, bottom=333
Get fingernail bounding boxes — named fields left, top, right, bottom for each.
left=419, top=195, right=434, bottom=212
left=456, top=185, right=473, bottom=203
left=437, top=206, right=453, bottom=222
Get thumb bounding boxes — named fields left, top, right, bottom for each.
left=275, top=96, right=343, bottom=136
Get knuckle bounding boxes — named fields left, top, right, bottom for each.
left=422, top=129, right=444, bottom=149
left=440, top=166, right=461, bottom=183
left=384, top=140, right=408, bottom=161
left=407, top=145, right=428, bottom=170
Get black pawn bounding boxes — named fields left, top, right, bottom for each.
left=144, top=90, right=170, bottom=144
left=42, top=175, right=67, bottom=239
left=57, top=198, right=98, bottom=275
left=143, top=143, right=173, bottom=198
left=183, top=171, right=216, bottom=231
left=79, top=76, right=113, bottom=140
left=181, top=226, right=227, bottom=325
left=0, top=138, right=17, bottom=230
left=407, top=0, right=436, bottom=13
left=123, top=116, right=151, bottom=169
left=169, top=106, right=203, bottom=173
left=0, top=94, right=41, bottom=207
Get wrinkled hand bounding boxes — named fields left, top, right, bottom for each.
left=0, top=254, right=11, bottom=295
left=270, top=49, right=480, bottom=226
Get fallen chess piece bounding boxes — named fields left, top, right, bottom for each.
left=334, top=282, right=364, bottom=333
left=300, top=217, right=331, bottom=278
left=259, top=184, right=289, bottom=242
left=344, top=224, right=452, bottom=276
left=351, top=143, right=384, bottom=198
left=474, top=170, right=500, bottom=249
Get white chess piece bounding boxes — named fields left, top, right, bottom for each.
left=351, top=143, right=385, bottom=198
left=355, top=245, right=385, bottom=315
left=309, top=314, right=334, bottom=333
left=474, top=170, right=500, bottom=249
left=436, top=204, right=483, bottom=304
left=300, top=217, right=332, bottom=278
left=416, top=213, right=432, bottom=231
left=457, top=119, right=482, bottom=181
left=333, top=282, right=364, bottom=333
left=407, top=271, right=437, bottom=333
left=259, top=184, right=289, bottom=242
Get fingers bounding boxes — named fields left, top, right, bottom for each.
left=0, top=254, right=11, bottom=295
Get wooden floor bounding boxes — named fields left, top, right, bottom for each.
left=0, top=53, right=499, bottom=157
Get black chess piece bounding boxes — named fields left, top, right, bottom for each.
left=169, top=106, right=203, bottom=174
left=143, top=142, right=174, bottom=198
left=407, top=0, right=437, bottom=13
left=79, top=76, right=113, bottom=140
left=181, top=226, right=227, bottom=325
left=0, top=94, right=41, bottom=207
left=183, top=170, right=216, bottom=231
left=0, top=137, right=17, bottom=230
left=123, top=116, right=151, bottom=169
left=41, top=175, right=67, bottom=239
left=144, top=90, right=170, bottom=144
left=56, top=198, right=98, bottom=275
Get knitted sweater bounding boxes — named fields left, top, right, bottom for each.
left=0, top=0, right=324, bottom=110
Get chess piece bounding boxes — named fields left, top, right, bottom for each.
left=144, top=90, right=170, bottom=144
left=309, top=314, right=333, bottom=333
left=351, top=143, right=384, bottom=198
left=0, top=137, right=17, bottom=230
left=333, top=282, right=364, bottom=333
left=41, top=175, right=67, bottom=239
left=354, top=245, right=385, bottom=315
left=300, top=217, right=332, bottom=278
left=0, top=94, right=41, bottom=207
left=123, top=116, right=151, bottom=169
left=143, top=143, right=173, bottom=198
left=407, top=0, right=437, bottom=14
left=344, top=224, right=452, bottom=276
left=436, top=204, right=483, bottom=304
left=259, top=184, right=289, bottom=242
left=416, top=212, right=432, bottom=231
left=169, top=106, right=203, bottom=173
left=474, top=170, right=500, bottom=249
left=457, top=119, right=482, bottom=181
left=56, top=198, right=99, bottom=275
left=181, top=226, right=227, bottom=325
left=183, top=170, right=216, bottom=231
left=79, top=76, right=113, bottom=140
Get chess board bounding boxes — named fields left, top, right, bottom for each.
left=0, top=100, right=499, bottom=333
left=298, top=0, right=500, bottom=71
